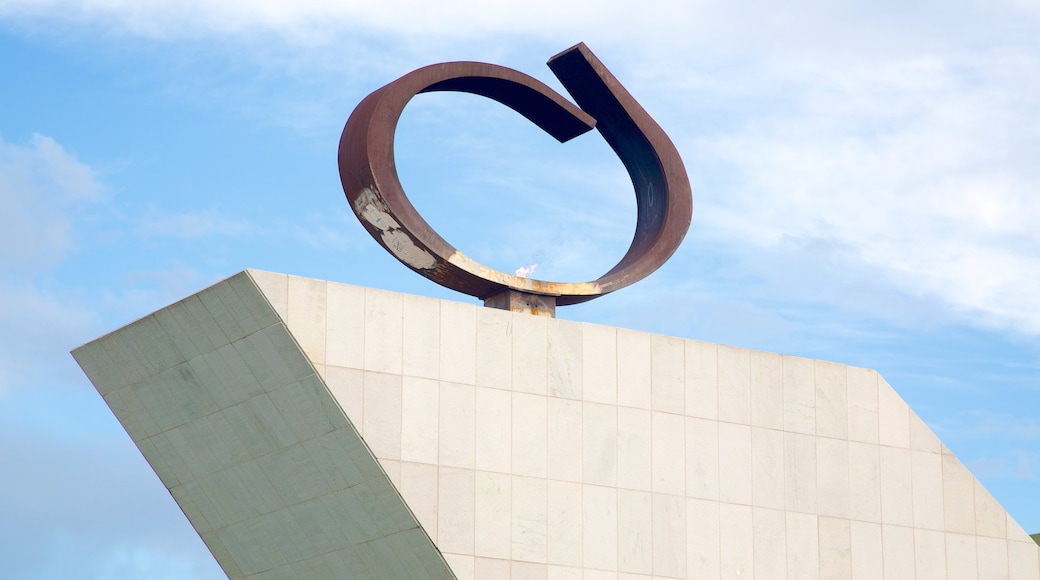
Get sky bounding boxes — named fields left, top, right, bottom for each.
left=0, top=0, right=1038, bottom=577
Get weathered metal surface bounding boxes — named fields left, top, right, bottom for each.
left=338, top=43, right=692, bottom=314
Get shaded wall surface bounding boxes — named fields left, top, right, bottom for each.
left=74, top=270, right=1040, bottom=579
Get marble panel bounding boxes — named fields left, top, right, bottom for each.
left=512, top=475, right=548, bottom=563
left=324, top=280, right=366, bottom=370
left=909, top=413, right=941, bottom=453
left=547, top=398, right=582, bottom=483
left=783, top=355, right=815, bottom=435
left=686, top=498, right=721, bottom=578
left=911, top=450, right=944, bottom=531
left=401, top=376, right=438, bottom=464
left=651, top=412, right=685, bottom=496
left=817, top=437, right=850, bottom=519
left=362, top=371, right=402, bottom=461
left=475, top=387, right=512, bottom=473
left=475, top=470, right=512, bottom=559
left=848, top=441, right=882, bottom=523
left=913, top=528, right=947, bottom=580
left=751, top=426, right=785, bottom=510
left=850, top=521, right=883, bottom=580
left=617, top=489, right=653, bottom=574
left=287, top=275, right=327, bottom=366
left=880, top=446, right=913, bottom=527
left=651, top=334, right=685, bottom=414
left=943, top=452, right=977, bottom=534
left=720, top=503, right=754, bottom=579
left=753, top=507, right=787, bottom=580
left=583, top=484, right=618, bottom=571
left=583, top=402, right=618, bottom=487
left=438, top=381, right=475, bottom=469
left=325, top=365, right=363, bottom=424
left=1009, top=540, right=1040, bottom=580
left=444, top=554, right=475, bottom=580
left=819, top=516, right=852, bottom=579
left=846, top=366, right=879, bottom=444
left=399, top=461, right=438, bottom=540
left=786, top=511, right=820, bottom=580
left=547, top=480, right=582, bottom=567
left=440, top=301, right=476, bottom=385
left=877, top=376, right=910, bottom=448
left=1008, top=515, right=1035, bottom=543
left=617, top=328, right=652, bottom=410
left=363, top=288, right=403, bottom=375
left=652, top=493, right=686, bottom=578
left=582, top=323, right=617, bottom=405
left=882, top=524, right=915, bottom=580
left=476, top=305, right=513, bottom=390
left=547, top=319, right=583, bottom=399
left=718, top=422, right=752, bottom=505
left=684, top=340, right=718, bottom=420
left=475, top=557, right=510, bottom=578
left=685, top=417, right=719, bottom=500
left=512, top=314, right=548, bottom=395
left=512, top=392, right=548, bottom=478
left=976, top=481, right=1008, bottom=538
left=547, top=565, right=582, bottom=580
left=815, top=360, right=848, bottom=439
left=947, top=533, right=979, bottom=580
left=977, top=536, right=1010, bottom=580
left=718, top=345, right=751, bottom=425
left=513, top=561, right=549, bottom=580
left=438, top=467, right=475, bottom=555
left=750, top=350, right=783, bottom=430
left=617, top=407, right=652, bottom=491
left=784, top=432, right=817, bottom=514
left=402, top=293, right=440, bottom=380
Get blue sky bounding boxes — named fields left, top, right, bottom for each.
left=1, top=1, right=1038, bottom=577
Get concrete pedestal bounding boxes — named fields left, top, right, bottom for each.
left=73, top=270, right=1040, bottom=579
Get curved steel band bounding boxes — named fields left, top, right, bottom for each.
left=338, top=43, right=692, bottom=306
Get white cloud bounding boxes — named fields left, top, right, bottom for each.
left=134, top=209, right=256, bottom=239
left=0, top=0, right=698, bottom=46
left=2, top=1, right=1038, bottom=341
left=0, top=135, right=107, bottom=395
left=0, top=283, right=102, bottom=395
left=692, top=51, right=1040, bottom=334
left=0, top=134, right=104, bottom=274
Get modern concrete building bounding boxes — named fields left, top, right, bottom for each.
left=73, top=270, right=1040, bottom=579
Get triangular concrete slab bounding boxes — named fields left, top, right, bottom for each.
left=73, top=271, right=453, bottom=579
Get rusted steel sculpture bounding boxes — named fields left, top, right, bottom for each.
left=338, top=43, right=692, bottom=316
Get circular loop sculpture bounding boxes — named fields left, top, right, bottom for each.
left=338, top=43, right=692, bottom=315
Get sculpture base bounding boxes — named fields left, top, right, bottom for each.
left=483, top=289, right=556, bottom=317
left=72, top=270, right=1040, bottom=579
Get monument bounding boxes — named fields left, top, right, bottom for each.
left=73, top=44, right=1040, bottom=579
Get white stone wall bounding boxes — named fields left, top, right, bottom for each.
left=249, top=270, right=1040, bottom=580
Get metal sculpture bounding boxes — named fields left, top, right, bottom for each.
left=338, top=43, right=692, bottom=316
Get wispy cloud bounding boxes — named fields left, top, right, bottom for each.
left=948, top=410, right=1040, bottom=441
left=691, top=51, right=1040, bottom=335
left=134, top=208, right=257, bottom=239
left=0, top=135, right=108, bottom=395
left=0, top=134, right=104, bottom=274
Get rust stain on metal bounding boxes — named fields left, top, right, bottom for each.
left=338, top=42, right=693, bottom=316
